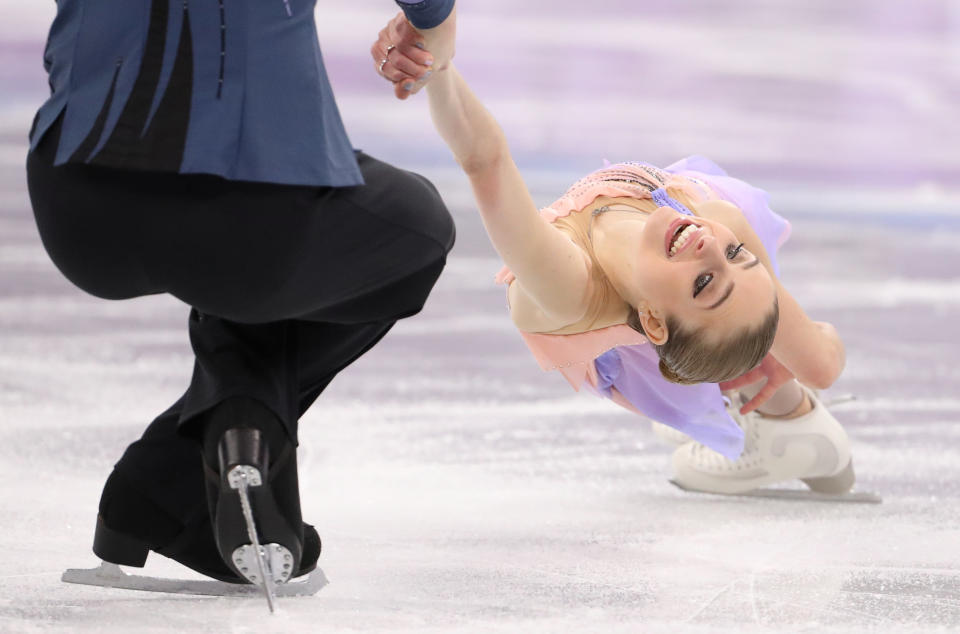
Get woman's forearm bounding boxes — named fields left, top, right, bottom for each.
left=720, top=205, right=845, bottom=389
left=771, top=282, right=846, bottom=389
left=425, top=65, right=507, bottom=173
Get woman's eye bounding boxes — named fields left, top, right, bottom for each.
left=694, top=244, right=745, bottom=297
left=726, top=243, right=746, bottom=260
left=693, top=273, right=712, bottom=297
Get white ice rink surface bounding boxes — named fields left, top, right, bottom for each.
left=2, top=214, right=959, bottom=632
left=2, top=0, right=960, bottom=631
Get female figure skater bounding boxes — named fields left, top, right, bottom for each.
left=25, top=0, right=456, bottom=597
left=376, top=12, right=854, bottom=496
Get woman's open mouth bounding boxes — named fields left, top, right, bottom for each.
left=665, top=219, right=702, bottom=258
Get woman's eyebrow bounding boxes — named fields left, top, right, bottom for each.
left=703, top=256, right=759, bottom=310
left=708, top=283, right=734, bottom=310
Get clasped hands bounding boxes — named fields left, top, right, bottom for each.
left=370, top=10, right=455, bottom=100
left=719, top=352, right=797, bottom=415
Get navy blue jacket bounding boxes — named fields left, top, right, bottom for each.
left=28, top=0, right=454, bottom=186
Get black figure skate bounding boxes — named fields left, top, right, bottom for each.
left=202, top=397, right=308, bottom=612
left=63, top=397, right=322, bottom=611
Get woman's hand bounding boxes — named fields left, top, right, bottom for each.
left=371, top=13, right=434, bottom=99
left=719, top=352, right=796, bottom=415
left=371, top=9, right=456, bottom=100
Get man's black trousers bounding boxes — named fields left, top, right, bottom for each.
left=25, top=113, right=455, bottom=526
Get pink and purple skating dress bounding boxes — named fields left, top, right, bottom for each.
left=495, top=156, right=791, bottom=459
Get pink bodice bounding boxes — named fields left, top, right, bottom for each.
left=494, top=161, right=717, bottom=392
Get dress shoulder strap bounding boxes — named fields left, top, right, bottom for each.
left=650, top=187, right=695, bottom=216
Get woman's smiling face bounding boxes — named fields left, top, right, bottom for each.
left=598, top=205, right=776, bottom=343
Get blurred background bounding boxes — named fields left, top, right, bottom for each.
left=1, top=1, right=959, bottom=631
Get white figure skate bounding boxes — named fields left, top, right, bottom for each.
left=669, top=387, right=881, bottom=503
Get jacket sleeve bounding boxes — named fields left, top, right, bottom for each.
left=394, top=0, right=455, bottom=29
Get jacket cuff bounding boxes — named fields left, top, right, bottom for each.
left=394, top=0, right=455, bottom=30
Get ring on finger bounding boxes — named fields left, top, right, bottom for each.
left=385, top=44, right=396, bottom=55
left=378, top=58, right=388, bottom=73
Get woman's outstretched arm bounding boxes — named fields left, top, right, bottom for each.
left=423, top=63, right=594, bottom=327
left=369, top=11, right=591, bottom=328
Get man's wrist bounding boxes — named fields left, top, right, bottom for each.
left=413, top=5, right=455, bottom=71
left=395, top=0, right=455, bottom=30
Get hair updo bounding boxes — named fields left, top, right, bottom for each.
left=626, top=301, right=779, bottom=385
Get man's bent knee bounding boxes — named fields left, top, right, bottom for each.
left=394, top=169, right=456, bottom=255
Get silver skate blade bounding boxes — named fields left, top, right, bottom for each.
left=226, top=464, right=282, bottom=612
left=669, top=480, right=883, bottom=504
left=822, top=392, right=857, bottom=407
left=62, top=562, right=328, bottom=597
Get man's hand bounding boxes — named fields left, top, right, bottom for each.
left=719, top=353, right=796, bottom=415
left=371, top=9, right=456, bottom=100
left=371, top=13, right=434, bottom=99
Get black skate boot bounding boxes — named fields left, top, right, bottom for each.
left=200, top=396, right=304, bottom=610
left=92, top=466, right=320, bottom=584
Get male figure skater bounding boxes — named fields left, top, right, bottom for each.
left=25, top=0, right=457, bottom=599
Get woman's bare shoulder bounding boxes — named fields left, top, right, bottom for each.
left=508, top=271, right=630, bottom=335
left=507, top=248, right=595, bottom=333
left=506, top=195, right=640, bottom=334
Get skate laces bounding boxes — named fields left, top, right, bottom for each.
left=688, top=393, right=763, bottom=472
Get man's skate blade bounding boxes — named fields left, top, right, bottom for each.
left=668, top=480, right=883, bottom=504
left=61, top=562, right=328, bottom=597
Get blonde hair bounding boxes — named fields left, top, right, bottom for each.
left=626, top=302, right=779, bottom=385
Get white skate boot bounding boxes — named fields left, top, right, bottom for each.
left=669, top=387, right=880, bottom=503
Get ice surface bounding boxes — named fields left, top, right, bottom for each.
left=1, top=0, right=959, bottom=631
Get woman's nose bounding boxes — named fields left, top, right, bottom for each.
left=695, top=234, right=711, bottom=256
left=695, top=234, right=724, bottom=263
